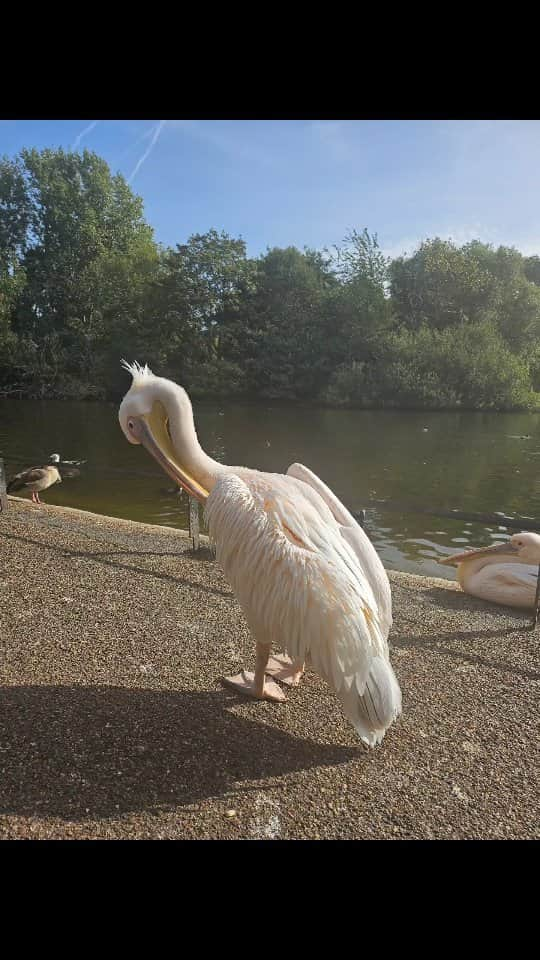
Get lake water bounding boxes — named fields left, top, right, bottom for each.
left=1, top=398, right=539, bottom=579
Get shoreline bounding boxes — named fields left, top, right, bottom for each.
left=5, top=495, right=456, bottom=589
left=2, top=395, right=540, bottom=413
left=0, top=497, right=538, bottom=839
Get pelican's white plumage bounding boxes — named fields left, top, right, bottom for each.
left=441, top=532, right=540, bottom=611
left=206, top=470, right=400, bottom=745
left=119, top=363, right=402, bottom=746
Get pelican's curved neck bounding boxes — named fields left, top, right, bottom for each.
left=153, top=378, right=225, bottom=492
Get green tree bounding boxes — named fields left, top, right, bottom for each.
left=524, top=255, right=540, bottom=287
left=463, top=242, right=540, bottom=352
left=390, top=238, right=540, bottom=354
left=144, top=230, right=257, bottom=396
left=0, top=146, right=538, bottom=411
left=0, top=148, right=158, bottom=396
left=0, top=158, right=31, bottom=393
left=389, top=238, right=493, bottom=330
left=239, top=246, right=336, bottom=399
left=325, top=319, right=534, bottom=411
left=333, top=228, right=389, bottom=287
left=327, top=229, right=393, bottom=371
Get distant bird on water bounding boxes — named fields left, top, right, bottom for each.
left=49, top=453, right=87, bottom=479
left=7, top=463, right=62, bottom=504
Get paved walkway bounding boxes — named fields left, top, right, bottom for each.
left=0, top=498, right=538, bottom=839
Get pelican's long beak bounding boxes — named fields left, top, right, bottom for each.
left=440, top=540, right=519, bottom=566
left=130, top=409, right=209, bottom=503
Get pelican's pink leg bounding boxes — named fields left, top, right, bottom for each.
left=222, top=641, right=286, bottom=702
left=31, top=491, right=37, bottom=504
left=265, top=654, right=305, bottom=687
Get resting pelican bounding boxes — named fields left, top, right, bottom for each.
left=7, top=463, right=61, bottom=504
left=440, top=533, right=540, bottom=619
left=118, top=361, right=401, bottom=746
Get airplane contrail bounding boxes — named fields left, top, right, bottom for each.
left=72, top=120, right=99, bottom=150
left=128, top=120, right=165, bottom=183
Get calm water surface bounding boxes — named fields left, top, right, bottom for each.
left=1, top=399, right=539, bottom=579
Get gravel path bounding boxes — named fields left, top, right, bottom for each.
left=1, top=498, right=538, bottom=839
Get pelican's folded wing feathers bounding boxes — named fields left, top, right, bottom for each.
left=286, top=462, right=392, bottom=636
left=205, top=470, right=401, bottom=746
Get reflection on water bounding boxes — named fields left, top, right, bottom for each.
left=1, top=398, right=539, bottom=580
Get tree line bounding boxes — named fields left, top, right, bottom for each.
left=1, top=147, right=539, bottom=410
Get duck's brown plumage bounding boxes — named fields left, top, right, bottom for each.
left=7, top=465, right=61, bottom=495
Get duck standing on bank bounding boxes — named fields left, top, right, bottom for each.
left=7, top=463, right=62, bottom=504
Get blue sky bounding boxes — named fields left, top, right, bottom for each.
left=2, top=119, right=540, bottom=260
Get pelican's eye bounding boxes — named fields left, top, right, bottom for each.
left=165, top=418, right=172, bottom=441
left=128, top=419, right=135, bottom=431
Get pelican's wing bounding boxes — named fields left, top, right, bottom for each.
left=286, top=462, right=392, bottom=636
left=205, top=472, right=401, bottom=746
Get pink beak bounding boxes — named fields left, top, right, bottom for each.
left=440, top=540, right=519, bottom=566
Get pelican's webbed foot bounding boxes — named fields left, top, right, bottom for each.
left=222, top=671, right=286, bottom=702
left=265, top=654, right=305, bottom=687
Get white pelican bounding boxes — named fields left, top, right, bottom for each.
left=7, top=463, right=61, bottom=504
left=118, top=361, right=402, bottom=746
left=440, top=533, right=540, bottom=621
